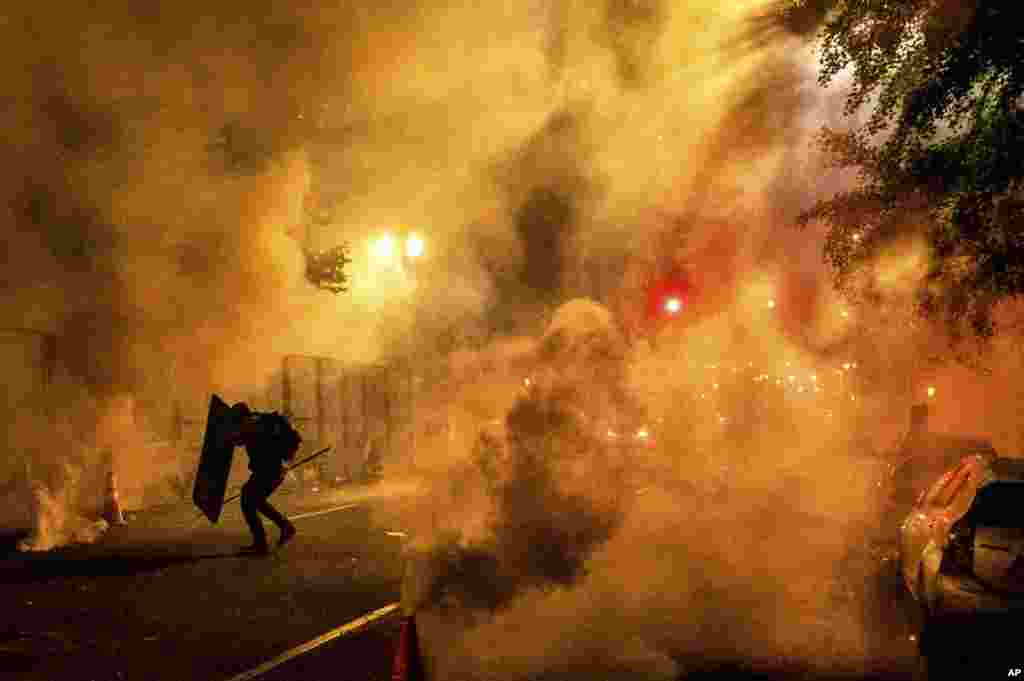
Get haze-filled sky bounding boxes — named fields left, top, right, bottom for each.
left=1, top=0, right=852, bottom=402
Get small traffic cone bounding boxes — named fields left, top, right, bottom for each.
left=391, top=615, right=425, bottom=681
left=103, top=471, right=126, bottom=525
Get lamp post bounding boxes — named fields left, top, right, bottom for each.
left=369, top=230, right=427, bottom=471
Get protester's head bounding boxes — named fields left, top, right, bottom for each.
left=228, top=402, right=255, bottom=445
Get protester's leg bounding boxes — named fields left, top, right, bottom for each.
left=256, top=475, right=296, bottom=545
left=240, top=479, right=269, bottom=551
left=256, top=497, right=292, bottom=531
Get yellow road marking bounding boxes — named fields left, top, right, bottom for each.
left=287, top=503, right=358, bottom=521
left=221, top=602, right=401, bottom=681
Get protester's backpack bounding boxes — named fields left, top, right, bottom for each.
left=264, top=412, right=302, bottom=461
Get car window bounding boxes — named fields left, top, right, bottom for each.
left=971, top=482, right=1024, bottom=528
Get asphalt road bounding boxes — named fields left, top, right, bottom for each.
left=0, top=482, right=976, bottom=681
left=1, top=486, right=406, bottom=681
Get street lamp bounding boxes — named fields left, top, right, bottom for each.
left=405, top=233, right=425, bottom=259
left=372, top=233, right=397, bottom=263
left=371, top=231, right=426, bottom=268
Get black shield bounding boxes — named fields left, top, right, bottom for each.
left=192, top=394, right=237, bottom=524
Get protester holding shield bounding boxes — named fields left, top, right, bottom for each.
left=229, top=402, right=301, bottom=555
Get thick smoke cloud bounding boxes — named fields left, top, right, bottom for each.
left=4, top=0, right=1020, bottom=672
left=386, top=292, right=891, bottom=679
left=0, top=1, right=431, bottom=538
left=362, top=1, right=1006, bottom=678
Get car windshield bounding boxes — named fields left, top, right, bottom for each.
left=971, top=482, right=1024, bottom=528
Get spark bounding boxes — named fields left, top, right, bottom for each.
left=664, top=297, right=682, bottom=314
left=768, top=299, right=776, bottom=309
left=927, top=386, right=936, bottom=398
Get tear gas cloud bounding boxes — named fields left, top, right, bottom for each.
left=1, top=0, right=821, bottom=531
left=385, top=293, right=893, bottom=678
left=2, top=0, right=1020, bottom=672
left=357, top=1, right=1022, bottom=679
left=0, top=1, right=427, bottom=541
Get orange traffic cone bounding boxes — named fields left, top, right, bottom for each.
left=391, top=615, right=425, bottom=681
left=103, top=471, right=126, bottom=525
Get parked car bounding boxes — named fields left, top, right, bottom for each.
left=900, top=453, right=1024, bottom=672
left=879, top=434, right=997, bottom=545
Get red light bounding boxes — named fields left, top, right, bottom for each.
left=646, top=282, right=689, bottom=319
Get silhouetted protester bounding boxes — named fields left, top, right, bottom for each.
left=899, top=402, right=930, bottom=454
left=229, top=403, right=301, bottom=555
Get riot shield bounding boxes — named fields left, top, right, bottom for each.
left=192, top=394, right=237, bottom=524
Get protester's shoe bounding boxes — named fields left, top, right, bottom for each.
left=240, top=543, right=270, bottom=556
left=278, top=524, right=297, bottom=548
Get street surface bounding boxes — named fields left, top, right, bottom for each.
left=0, top=481, right=988, bottom=681
left=1, top=486, right=405, bottom=681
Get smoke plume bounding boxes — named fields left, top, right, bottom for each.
left=4, top=1, right=1022, bottom=675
